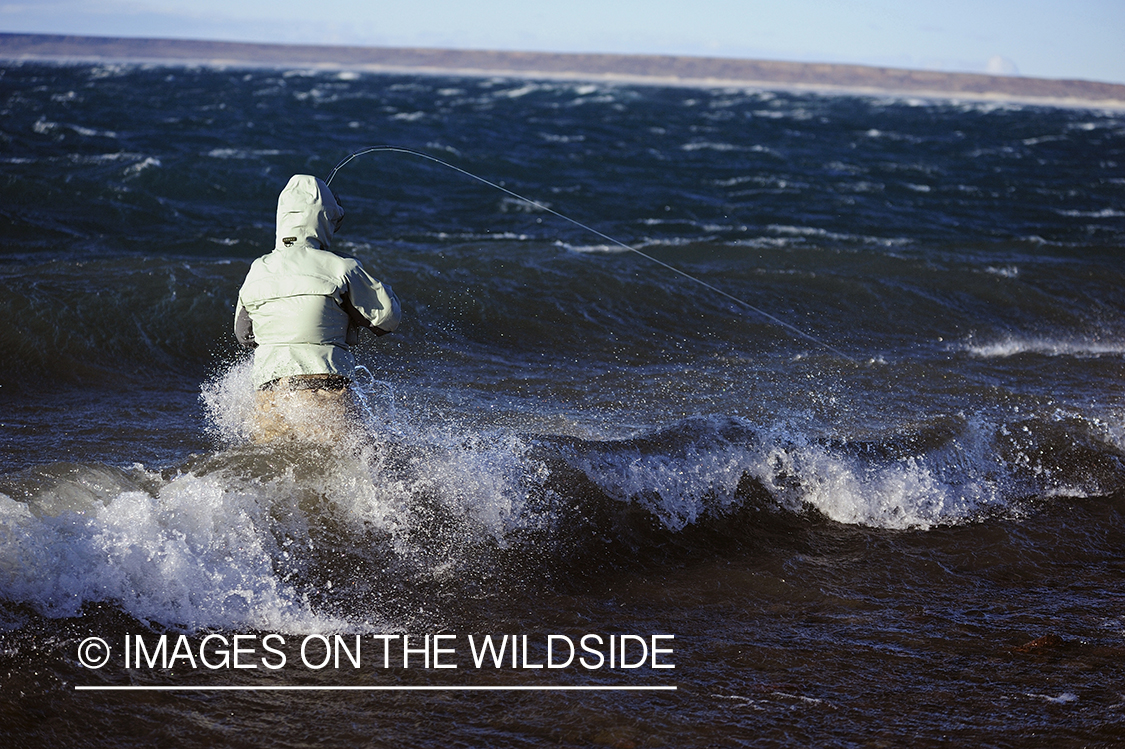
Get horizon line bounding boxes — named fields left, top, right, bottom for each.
left=3, top=31, right=1125, bottom=108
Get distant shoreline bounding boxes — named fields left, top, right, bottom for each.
left=3, top=32, right=1125, bottom=109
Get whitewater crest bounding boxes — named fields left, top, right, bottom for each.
left=0, top=364, right=552, bottom=632
left=2, top=361, right=1121, bottom=632
left=963, top=335, right=1125, bottom=359
left=567, top=416, right=992, bottom=533
left=567, top=408, right=1123, bottom=534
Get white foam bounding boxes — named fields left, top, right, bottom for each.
left=555, top=241, right=630, bottom=254
left=125, top=156, right=161, bottom=176
left=498, top=83, right=541, bottom=99
left=0, top=467, right=344, bottom=632
left=575, top=442, right=750, bottom=532
left=1027, top=692, right=1079, bottom=704
left=964, top=336, right=1125, bottom=359
left=1056, top=208, right=1125, bottom=218
left=1, top=364, right=551, bottom=632
left=755, top=438, right=986, bottom=530
left=538, top=132, right=586, bottom=143
left=206, top=148, right=283, bottom=159
left=579, top=406, right=1107, bottom=533
left=681, top=141, right=744, bottom=152
left=574, top=419, right=1001, bottom=532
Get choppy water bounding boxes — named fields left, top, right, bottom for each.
left=2, top=61, right=1125, bottom=747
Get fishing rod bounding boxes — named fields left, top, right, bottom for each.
left=325, top=145, right=855, bottom=363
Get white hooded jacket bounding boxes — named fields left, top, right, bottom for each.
left=235, top=175, right=400, bottom=389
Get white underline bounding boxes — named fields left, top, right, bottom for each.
left=76, top=685, right=677, bottom=692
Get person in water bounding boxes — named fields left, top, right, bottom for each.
left=234, top=174, right=400, bottom=440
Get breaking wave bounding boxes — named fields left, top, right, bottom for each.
left=3, top=362, right=1122, bottom=634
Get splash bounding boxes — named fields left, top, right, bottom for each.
left=0, top=462, right=346, bottom=632
left=0, top=364, right=554, bottom=632
left=570, top=410, right=1122, bottom=533
left=4, top=360, right=1121, bottom=631
left=570, top=417, right=989, bottom=532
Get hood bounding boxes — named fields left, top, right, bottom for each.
left=274, top=174, right=345, bottom=250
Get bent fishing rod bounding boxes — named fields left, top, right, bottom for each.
left=325, top=145, right=855, bottom=364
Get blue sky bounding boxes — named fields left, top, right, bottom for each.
left=4, top=0, right=1124, bottom=84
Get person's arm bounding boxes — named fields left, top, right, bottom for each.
left=234, top=303, right=257, bottom=349
left=341, top=264, right=401, bottom=341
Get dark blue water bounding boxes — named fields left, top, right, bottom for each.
left=2, top=61, right=1125, bottom=747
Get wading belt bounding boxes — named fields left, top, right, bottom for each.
left=259, top=374, right=351, bottom=392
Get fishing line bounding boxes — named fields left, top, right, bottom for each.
left=326, top=145, right=855, bottom=363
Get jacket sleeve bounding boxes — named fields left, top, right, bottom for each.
left=234, top=303, right=257, bottom=349
left=341, top=263, right=401, bottom=340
